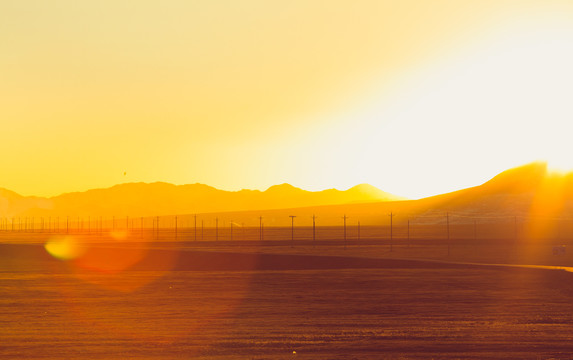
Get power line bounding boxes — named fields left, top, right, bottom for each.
left=312, top=214, right=317, bottom=248
left=446, top=212, right=450, bottom=256
left=389, top=212, right=395, bottom=252
left=407, top=219, right=410, bottom=248
left=289, top=215, right=296, bottom=248
left=342, top=214, right=348, bottom=250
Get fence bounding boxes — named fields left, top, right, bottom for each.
left=1, top=212, right=573, bottom=244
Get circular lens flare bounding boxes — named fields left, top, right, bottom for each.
left=45, top=236, right=85, bottom=260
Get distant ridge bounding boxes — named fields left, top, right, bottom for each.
left=0, top=182, right=404, bottom=218
left=200, top=162, right=573, bottom=227
left=4, top=163, right=573, bottom=227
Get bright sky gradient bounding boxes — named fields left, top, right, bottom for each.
left=2, top=0, right=573, bottom=199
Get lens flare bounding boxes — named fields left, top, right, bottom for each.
left=44, top=236, right=85, bottom=260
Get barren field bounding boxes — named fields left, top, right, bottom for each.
left=3, top=231, right=573, bottom=359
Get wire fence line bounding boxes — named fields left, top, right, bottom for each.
left=1, top=211, right=573, bottom=243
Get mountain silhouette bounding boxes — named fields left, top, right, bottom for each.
left=0, top=182, right=403, bottom=218
left=209, top=162, right=573, bottom=227
left=3, top=162, right=573, bottom=228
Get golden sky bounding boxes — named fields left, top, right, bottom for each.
left=2, top=0, right=573, bottom=199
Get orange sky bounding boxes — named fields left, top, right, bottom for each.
left=2, top=0, right=573, bottom=199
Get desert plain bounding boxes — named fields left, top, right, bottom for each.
left=3, top=226, right=573, bottom=360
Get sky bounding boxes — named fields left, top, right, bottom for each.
left=2, top=0, right=573, bottom=199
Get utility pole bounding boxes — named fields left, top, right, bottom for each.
left=201, top=220, right=204, bottom=241
left=289, top=215, right=296, bottom=248
left=230, top=220, right=233, bottom=241
left=175, top=216, right=178, bottom=240
left=156, top=216, right=159, bottom=240
left=194, top=214, right=197, bottom=241
left=446, top=213, right=450, bottom=256
left=343, top=214, right=348, bottom=249
left=389, top=212, right=395, bottom=252
left=67, top=216, right=69, bottom=234
left=407, top=219, right=410, bottom=248
left=514, top=216, right=517, bottom=241
left=126, top=216, right=129, bottom=232
left=312, top=214, right=316, bottom=248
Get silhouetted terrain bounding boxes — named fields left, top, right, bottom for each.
left=0, top=182, right=402, bottom=218
left=3, top=162, right=573, bottom=231
left=194, top=162, right=573, bottom=228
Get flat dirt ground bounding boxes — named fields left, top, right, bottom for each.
left=3, top=233, right=573, bottom=359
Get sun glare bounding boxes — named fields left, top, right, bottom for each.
left=546, top=159, right=573, bottom=174
left=311, top=14, right=573, bottom=199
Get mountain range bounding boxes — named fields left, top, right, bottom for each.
left=173, top=162, right=573, bottom=227
left=2, top=162, right=573, bottom=228
left=0, top=182, right=403, bottom=218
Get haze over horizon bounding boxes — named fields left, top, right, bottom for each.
left=0, top=160, right=551, bottom=199
left=2, top=161, right=572, bottom=224
left=2, top=1, right=573, bottom=199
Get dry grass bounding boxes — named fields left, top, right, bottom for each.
left=3, top=234, right=573, bottom=359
